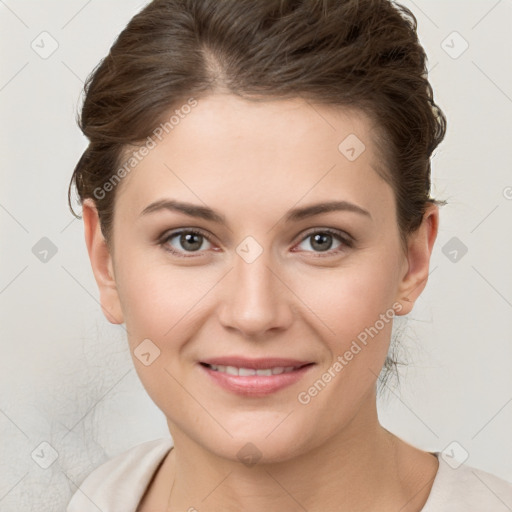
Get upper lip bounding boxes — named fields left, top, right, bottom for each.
left=200, top=357, right=313, bottom=369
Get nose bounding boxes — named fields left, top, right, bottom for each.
left=217, top=246, right=294, bottom=339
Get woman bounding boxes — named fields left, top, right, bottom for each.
left=66, top=0, right=512, bottom=510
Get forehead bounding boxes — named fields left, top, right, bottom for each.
left=114, top=94, right=392, bottom=223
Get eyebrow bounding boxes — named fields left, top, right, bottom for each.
left=139, top=199, right=372, bottom=224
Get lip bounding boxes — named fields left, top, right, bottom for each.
left=199, top=357, right=315, bottom=397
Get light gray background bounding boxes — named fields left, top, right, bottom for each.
left=1, top=1, right=511, bottom=510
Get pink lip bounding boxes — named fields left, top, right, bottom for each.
left=199, top=357, right=315, bottom=397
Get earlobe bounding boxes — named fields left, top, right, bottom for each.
left=395, top=203, right=439, bottom=316
left=82, top=198, right=124, bottom=325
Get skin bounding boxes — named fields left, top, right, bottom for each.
left=83, top=94, right=439, bottom=512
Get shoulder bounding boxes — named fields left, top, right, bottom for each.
left=422, top=452, right=512, bottom=511
left=66, top=437, right=174, bottom=512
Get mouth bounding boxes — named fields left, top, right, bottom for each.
left=199, top=357, right=315, bottom=396
left=200, top=363, right=309, bottom=376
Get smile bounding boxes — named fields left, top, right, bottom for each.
left=199, top=358, right=315, bottom=396
left=204, top=364, right=302, bottom=376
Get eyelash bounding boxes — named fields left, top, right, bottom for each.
left=158, top=227, right=354, bottom=258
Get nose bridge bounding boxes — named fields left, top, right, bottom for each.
left=218, top=237, right=292, bottom=336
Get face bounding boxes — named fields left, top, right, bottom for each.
left=84, top=94, right=437, bottom=463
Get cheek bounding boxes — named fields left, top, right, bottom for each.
left=299, top=251, right=400, bottom=347
left=292, top=256, right=399, bottom=423
left=291, top=250, right=402, bottom=412
left=114, top=259, right=201, bottom=411
left=115, top=252, right=207, bottom=341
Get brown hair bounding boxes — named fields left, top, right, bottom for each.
left=67, top=0, right=446, bottom=390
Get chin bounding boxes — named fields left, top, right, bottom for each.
left=193, top=415, right=314, bottom=465
left=216, top=437, right=308, bottom=466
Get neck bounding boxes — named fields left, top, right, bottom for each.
left=164, top=391, right=428, bottom=512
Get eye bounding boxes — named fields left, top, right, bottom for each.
left=160, top=229, right=214, bottom=257
left=293, top=228, right=353, bottom=256
left=159, top=227, right=353, bottom=258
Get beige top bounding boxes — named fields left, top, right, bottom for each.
left=66, top=437, right=512, bottom=511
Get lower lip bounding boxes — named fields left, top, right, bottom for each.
left=200, top=364, right=314, bottom=396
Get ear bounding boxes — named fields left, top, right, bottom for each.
left=395, top=203, right=439, bottom=316
left=82, top=198, right=124, bottom=324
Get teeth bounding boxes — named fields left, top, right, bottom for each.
left=207, top=364, right=300, bottom=376
left=226, top=366, right=238, bottom=375
left=239, top=367, right=256, bottom=376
